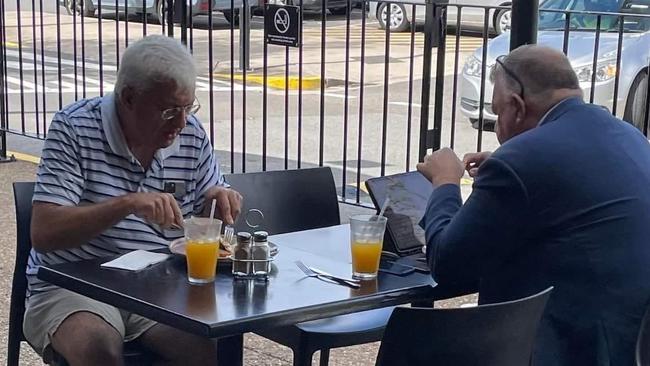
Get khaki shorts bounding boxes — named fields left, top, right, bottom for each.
left=23, top=287, right=158, bottom=362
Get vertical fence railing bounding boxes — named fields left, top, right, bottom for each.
left=16, top=0, right=26, bottom=134
left=432, top=4, right=446, bottom=154
left=380, top=3, right=391, bottom=176
left=611, top=15, right=625, bottom=116
left=475, top=9, right=489, bottom=152
left=2, top=2, right=650, bottom=203
left=31, top=0, right=40, bottom=136
left=405, top=3, right=416, bottom=168
left=418, top=0, right=435, bottom=162
left=0, top=0, right=6, bottom=161
left=355, top=0, right=367, bottom=204
left=448, top=6, right=462, bottom=149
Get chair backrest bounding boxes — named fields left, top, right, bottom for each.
left=375, top=287, right=553, bottom=366
left=636, top=299, right=650, bottom=365
left=224, top=167, right=340, bottom=235
left=9, top=182, right=35, bottom=366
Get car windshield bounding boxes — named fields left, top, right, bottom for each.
left=539, top=0, right=650, bottom=33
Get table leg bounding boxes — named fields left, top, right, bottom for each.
left=217, top=334, right=244, bottom=366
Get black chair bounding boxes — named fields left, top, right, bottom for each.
left=225, top=167, right=341, bottom=235
left=10, top=182, right=154, bottom=366
left=375, top=287, right=553, bottom=366
left=636, top=300, right=650, bottom=366
left=225, top=167, right=396, bottom=366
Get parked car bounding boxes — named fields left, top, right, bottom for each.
left=459, top=0, right=650, bottom=134
left=266, top=0, right=358, bottom=14
left=368, top=0, right=512, bottom=34
left=61, top=0, right=256, bottom=25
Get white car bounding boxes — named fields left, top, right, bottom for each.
left=460, top=0, right=650, bottom=134
left=368, top=0, right=512, bottom=34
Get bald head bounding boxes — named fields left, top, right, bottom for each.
left=490, top=45, right=584, bottom=144
left=490, top=45, right=582, bottom=108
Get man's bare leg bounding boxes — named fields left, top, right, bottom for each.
left=138, top=323, right=218, bottom=366
left=50, top=311, right=124, bottom=366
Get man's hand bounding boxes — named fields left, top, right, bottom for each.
left=204, top=187, right=243, bottom=225
left=417, top=148, right=465, bottom=186
left=127, top=192, right=183, bottom=229
left=462, top=151, right=492, bottom=178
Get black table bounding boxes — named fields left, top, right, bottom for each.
left=38, top=224, right=436, bottom=365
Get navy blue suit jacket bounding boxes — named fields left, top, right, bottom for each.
left=421, top=98, right=650, bottom=365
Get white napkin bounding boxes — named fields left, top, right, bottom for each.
left=101, top=250, right=170, bottom=271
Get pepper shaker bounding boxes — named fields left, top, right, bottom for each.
left=232, top=232, right=252, bottom=277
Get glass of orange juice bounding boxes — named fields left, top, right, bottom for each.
left=184, top=217, right=222, bottom=284
left=349, top=214, right=387, bottom=279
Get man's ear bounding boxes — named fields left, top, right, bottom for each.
left=512, top=93, right=526, bottom=124
left=120, top=87, right=136, bottom=110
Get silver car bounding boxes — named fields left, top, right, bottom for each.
left=368, top=0, right=512, bottom=34
left=460, top=0, right=650, bottom=133
left=61, top=0, right=255, bottom=25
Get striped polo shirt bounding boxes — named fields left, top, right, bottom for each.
left=28, top=93, right=225, bottom=296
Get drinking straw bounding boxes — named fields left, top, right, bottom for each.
left=209, top=198, right=217, bottom=224
left=369, top=198, right=390, bottom=223
left=378, top=198, right=390, bottom=217
left=208, top=198, right=218, bottom=239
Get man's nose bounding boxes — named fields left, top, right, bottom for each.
left=172, top=111, right=187, bottom=129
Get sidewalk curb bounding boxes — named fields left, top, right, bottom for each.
left=213, top=73, right=322, bottom=90
left=7, top=151, right=40, bottom=164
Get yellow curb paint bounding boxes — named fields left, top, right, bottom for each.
left=347, top=181, right=369, bottom=194
left=213, top=73, right=321, bottom=90
left=2, top=41, right=19, bottom=48
left=7, top=151, right=40, bottom=164
left=359, top=181, right=368, bottom=194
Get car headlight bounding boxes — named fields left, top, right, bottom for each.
left=574, top=59, right=617, bottom=83
left=463, top=56, right=484, bottom=78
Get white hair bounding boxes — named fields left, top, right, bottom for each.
left=114, top=35, right=196, bottom=97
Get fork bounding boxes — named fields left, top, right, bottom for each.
left=295, top=260, right=361, bottom=289
left=222, top=225, right=236, bottom=251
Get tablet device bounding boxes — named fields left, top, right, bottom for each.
left=366, top=172, right=432, bottom=257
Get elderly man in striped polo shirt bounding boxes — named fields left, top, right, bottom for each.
left=23, top=35, right=241, bottom=365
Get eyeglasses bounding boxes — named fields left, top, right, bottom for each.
left=161, top=101, right=201, bottom=121
left=495, top=55, right=525, bottom=100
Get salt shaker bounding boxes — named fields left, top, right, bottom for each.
left=232, top=232, right=252, bottom=277
left=252, top=231, right=270, bottom=276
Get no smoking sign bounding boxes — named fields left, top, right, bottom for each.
left=265, top=4, right=301, bottom=47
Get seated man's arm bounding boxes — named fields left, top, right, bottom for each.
left=421, top=156, right=531, bottom=284
left=31, top=114, right=182, bottom=253
left=32, top=194, right=181, bottom=253
left=192, top=124, right=242, bottom=225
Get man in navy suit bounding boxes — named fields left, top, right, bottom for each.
left=418, top=45, right=650, bottom=365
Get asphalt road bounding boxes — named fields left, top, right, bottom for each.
left=2, top=2, right=499, bottom=197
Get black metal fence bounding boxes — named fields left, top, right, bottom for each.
left=1, top=0, right=649, bottom=206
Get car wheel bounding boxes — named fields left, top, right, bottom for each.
left=64, top=0, right=94, bottom=17
left=624, top=70, right=650, bottom=136
left=494, top=8, right=511, bottom=35
left=377, top=3, right=409, bottom=32
left=223, top=9, right=252, bottom=26
left=153, top=0, right=166, bottom=24
left=330, top=7, right=348, bottom=15
left=470, top=119, right=496, bottom=131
